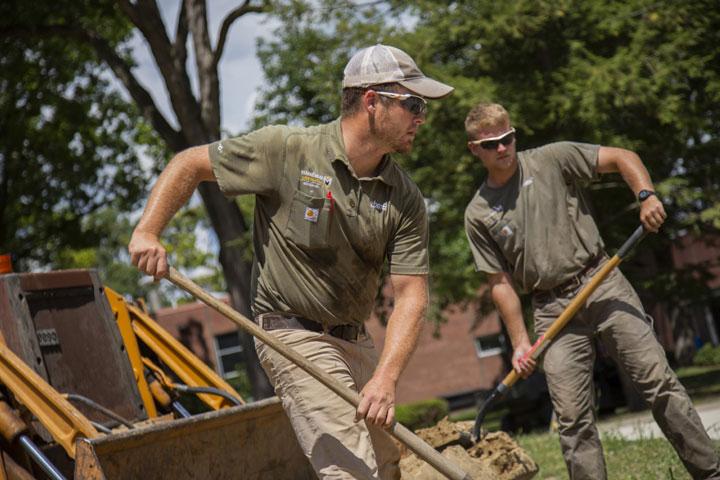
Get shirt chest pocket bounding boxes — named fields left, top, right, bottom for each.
left=286, top=190, right=332, bottom=250
left=488, top=218, right=519, bottom=256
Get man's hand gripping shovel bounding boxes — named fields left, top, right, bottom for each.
left=163, top=268, right=473, bottom=480
left=471, top=225, right=648, bottom=442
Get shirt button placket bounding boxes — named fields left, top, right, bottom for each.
left=348, top=191, right=358, bottom=215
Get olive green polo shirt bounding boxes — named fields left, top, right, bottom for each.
left=464, top=142, right=604, bottom=293
left=209, top=118, right=429, bottom=327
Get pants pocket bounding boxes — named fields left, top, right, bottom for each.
left=286, top=190, right=332, bottom=250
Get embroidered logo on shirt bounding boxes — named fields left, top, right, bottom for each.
left=217, top=143, right=224, bottom=153
left=304, top=207, right=319, bottom=223
left=499, top=225, right=513, bottom=238
left=522, top=176, right=534, bottom=187
left=300, top=169, right=333, bottom=189
left=485, top=205, right=502, bottom=226
left=370, top=200, right=388, bottom=212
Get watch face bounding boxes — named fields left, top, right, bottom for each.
left=639, top=190, right=654, bottom=201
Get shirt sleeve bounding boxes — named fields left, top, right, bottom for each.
left=387, top=185, right=429, bottom=275
left=209, top=125, right=287, bottom=198
left=545, top=142, right=600, bottom=183
left=464, top=204, right=507, bottom=275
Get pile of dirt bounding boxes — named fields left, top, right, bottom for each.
left=398, top=418, right=538, bottom=480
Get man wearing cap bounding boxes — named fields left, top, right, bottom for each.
left=128, top=44, right=453, bottom=479
left=463, top=103, right=720, bottom=479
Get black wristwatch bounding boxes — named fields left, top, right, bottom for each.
left=637, top=189, right=657, bottom=202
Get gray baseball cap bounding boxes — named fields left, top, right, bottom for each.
left=342, top=44, right=454, bottom=99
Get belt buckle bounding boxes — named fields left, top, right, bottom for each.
left=558, top=275, right=582, bottom=296
left=327, top=324, right=359, bottom=342
left=568, top=274, right=584, bottom=293
left=345, top=325, right=359, bottom=341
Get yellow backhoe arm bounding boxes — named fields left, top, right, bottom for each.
left=105, top=288, right=244, bottom=411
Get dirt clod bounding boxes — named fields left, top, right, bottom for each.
left=399, top=418, right=538, bottom=480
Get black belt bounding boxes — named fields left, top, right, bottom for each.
left=540, top=254, right=607, bottom=298
left=257, top=313, right=365, bottom=342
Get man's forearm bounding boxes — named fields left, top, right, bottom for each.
left=373, top=278, right=428, bottom=383
left=598, top=147, right=654, bottom=196
left=490, top=279, right=529, bottom=348
left=596, top=146, right=666, bottom=232
left=374, top=301, right=425, bottom=383
left=135, top=147, right=213, bottom=237
left=355, top=275, right=427, bottom=425
left=616, top=155, right=654, bottom=196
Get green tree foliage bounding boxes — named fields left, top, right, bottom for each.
left=408, top=0, right=720, bottom=309
left=257, top=0, right=720, bottom=320
left=254, top=0, right=392, bottom=127
left=1, top=0, right=224, bottom=302
left=693, top=344, right=720, bottom=367
left=0, top=1, right=152, bottom=270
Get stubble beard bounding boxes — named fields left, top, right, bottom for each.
left=369, top=110, right=413, bottom=154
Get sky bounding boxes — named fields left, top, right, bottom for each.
left=125, top=0, right=277, bottom=135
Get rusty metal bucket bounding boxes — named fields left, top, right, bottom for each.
left=74, top=397, right=313, bottom=480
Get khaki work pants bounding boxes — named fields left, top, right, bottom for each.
left=534, top=267, right=720, bottom=480
left=255, top=328, right=400, bottom=480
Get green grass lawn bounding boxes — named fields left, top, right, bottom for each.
left=517, top=431, right=717, bottom=479
left=455, top=365, right=720, bottom=479
left=514, top=365, right=720, bottom=479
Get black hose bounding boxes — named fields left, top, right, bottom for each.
left=90, top=421, right=112, bottom=434
left=172, top=385, right=243, bottom=406
left=64, top=394, right=135, bottom=429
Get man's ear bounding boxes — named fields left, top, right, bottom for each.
left=363, top=90, right=377, bottom=113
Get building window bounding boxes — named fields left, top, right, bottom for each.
left=474, top=333, right=506, bottom=358
left=214, top=331, right=244, bottom=378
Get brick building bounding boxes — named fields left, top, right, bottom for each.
left=661, top=233, right=720, bottom=360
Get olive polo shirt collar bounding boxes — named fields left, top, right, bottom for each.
left=326, top=118, right=398, bottom=186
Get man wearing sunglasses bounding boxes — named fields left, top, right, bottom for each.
left=128, top=44, right=453, bottom=479
left=463, top=103, right=720, bottom=480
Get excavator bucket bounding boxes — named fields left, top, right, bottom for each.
left=74, top=398, right=312, bottom=479
left=0, top=270, right=313, bottom=479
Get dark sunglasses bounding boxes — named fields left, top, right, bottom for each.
left=372, top=90, right=427, bottom=117
left=469, top=128, right=516, bottom=150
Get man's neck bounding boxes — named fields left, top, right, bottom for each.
left=486, top=162, right=518, bottom=188
left=341, top=115, right=387, bottom=178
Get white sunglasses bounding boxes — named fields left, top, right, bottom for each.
left=469, top=128, right=516, bottom=150
left=371, top=90, right=427, bottom=116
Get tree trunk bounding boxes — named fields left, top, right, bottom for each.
left=115, top=0, right=273, bottom=400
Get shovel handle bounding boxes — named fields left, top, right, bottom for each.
left=617, top=224, right=647, bottom=259
left=165, top=268, right=472, bottom=480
